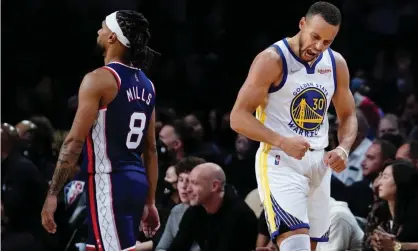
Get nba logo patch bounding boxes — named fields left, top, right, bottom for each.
left=274, top=155, right=280, bottom=165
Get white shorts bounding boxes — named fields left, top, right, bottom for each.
left=255, top=143, right=331, bottom=242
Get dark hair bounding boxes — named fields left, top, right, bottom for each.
left=306, top=1, right=342, bottom=26
left=379, top=160, right=418, bottom=227
left=175, top=156, right=206, bottom=176
left=380, top=133, right=405, bottom=149
left=172, top=119, right=196, bottom=155
left=374, top=139, right=397, bottom=163
left=116, top=10, right=160, bottom=70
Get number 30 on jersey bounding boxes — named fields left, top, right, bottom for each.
left=126, top=112, right=146, bottom=149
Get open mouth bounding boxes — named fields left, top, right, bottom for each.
left=306, top=50, right=317, bottom=58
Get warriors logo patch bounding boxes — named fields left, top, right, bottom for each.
left=290, top=87, right=326, bottom=132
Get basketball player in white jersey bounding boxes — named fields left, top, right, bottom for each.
left=230, top=2, right=357, bottom=251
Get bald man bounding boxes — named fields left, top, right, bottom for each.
left=1, top=123, right=46, bottom=250
left=167, top=163, right=258, bottom=251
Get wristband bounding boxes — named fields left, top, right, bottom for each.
left=336, top=146, right=349, bottom=158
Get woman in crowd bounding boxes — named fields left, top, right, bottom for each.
left=363, top=160, right=418, bottom=250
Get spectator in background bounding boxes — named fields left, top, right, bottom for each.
left=157, top=119, right=190, bottom=199
left=345, top=140, right=397, bottom=218
left=352, top=78, right=382, bottom=134
left=396, top=140, right=418, bottom=169
left=15, top=116, right=56, bottom=182
left=401, top=92, right=418, bottom=140
left=378, top=113, right=400, bottom=138
left=224, top=134, right=257, bottom=198
left=162, top=166, right=180, bottom=207
left=159, top=120, right=189, bottom=163
left=15, top=120, right=37, bottom=139
left=363, top=160, right=418, bottom=250
left=138, top=157, right=206, bottom=251
left=156, top=157, right=205, bottom=251
left=333, top=110, right=372, bottom=185
left=168, top=163, right=258, bottom=251
left=156, top=107, right=177, bottom=136
left=1, top=123, right=46, bottom=251
left=381, top=133, right=405, bottom=149
left=316, top=197, right=364, bottom=251
left=183, top=113, right=224, bottom=164
left=26, top=116, right=55, bottom=180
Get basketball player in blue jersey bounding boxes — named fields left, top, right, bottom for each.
left=231, top=2, right=358, bottom=251
left=41, top=10, right=160, bottom=251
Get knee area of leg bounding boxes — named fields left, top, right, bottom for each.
left=279, top=234, right=310, bottom=251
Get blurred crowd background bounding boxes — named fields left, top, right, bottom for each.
left=2, top=0, right=418, bottom=250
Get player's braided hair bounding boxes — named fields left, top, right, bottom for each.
left=116, top=10, right=160, bottom=70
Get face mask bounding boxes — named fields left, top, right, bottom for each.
left=163, top=180, right=177, bottom=196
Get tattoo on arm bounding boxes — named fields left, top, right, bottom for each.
left=48, top=139, right=85, bottom=196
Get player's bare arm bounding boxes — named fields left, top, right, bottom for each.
left=324, top=52, right=358, bottom=172
left=141, top=108, right=161, bottom=237
left=48, top=69, right=116, bottom=196
left=143, top=108, right=158, bottom=205
left=230, top=49, right=310, bottom=160
left=41, top=68, right=116, bottom=233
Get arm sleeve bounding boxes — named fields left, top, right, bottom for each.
left=156, top=211, right=176, bottom=251
left=167, top=208, right=195, bottom=251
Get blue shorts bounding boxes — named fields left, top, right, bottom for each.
left=85, top=171, right=148, bottom=251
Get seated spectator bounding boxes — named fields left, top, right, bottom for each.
left=381, top=133, right=405, bottom=149
left=137, top=157, right=206, bottom=251
left=316, top=197, right=364, bottom=251
left=333, top=110, right=372, bottom=185
left=167, top=163, right=258, bottom=251
left=396, top=140, right=418, bottom=169
left=378, top=114, right=400, bottom=138
left=159, top=120, right=189, bottom=163
left=400, top=92, right=418, bottom=140
left=224, top=134, right=257, bottom=198
left=1, top=123, right=47, bottom=250
left=163, top=165, right=180, bottom=205
left=156, top=157, right=206, bottom=251
left=183, top=113, right=224, bottom=164
left=345, top=140, right=396, bottom=218
left=363, top=160, right=418, bottom=250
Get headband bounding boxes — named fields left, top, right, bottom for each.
left=105, top=11, right=131, bottom=48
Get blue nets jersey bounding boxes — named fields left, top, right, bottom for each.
left=81, top=62, right=156, bottom=174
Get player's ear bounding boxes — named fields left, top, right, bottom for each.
left=299, top=17, right=306, bottom=30
left=108, top=33, right=118, bottom=44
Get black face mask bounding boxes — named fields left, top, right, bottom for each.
left=163, top=180, right=177, bottom=196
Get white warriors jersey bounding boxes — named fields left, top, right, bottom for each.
left=256, top=39, right=337, bottom=151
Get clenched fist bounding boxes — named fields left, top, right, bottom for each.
left=279, top=136, right=310, bottom=160
left=324, top=147, right=348, bottom=173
